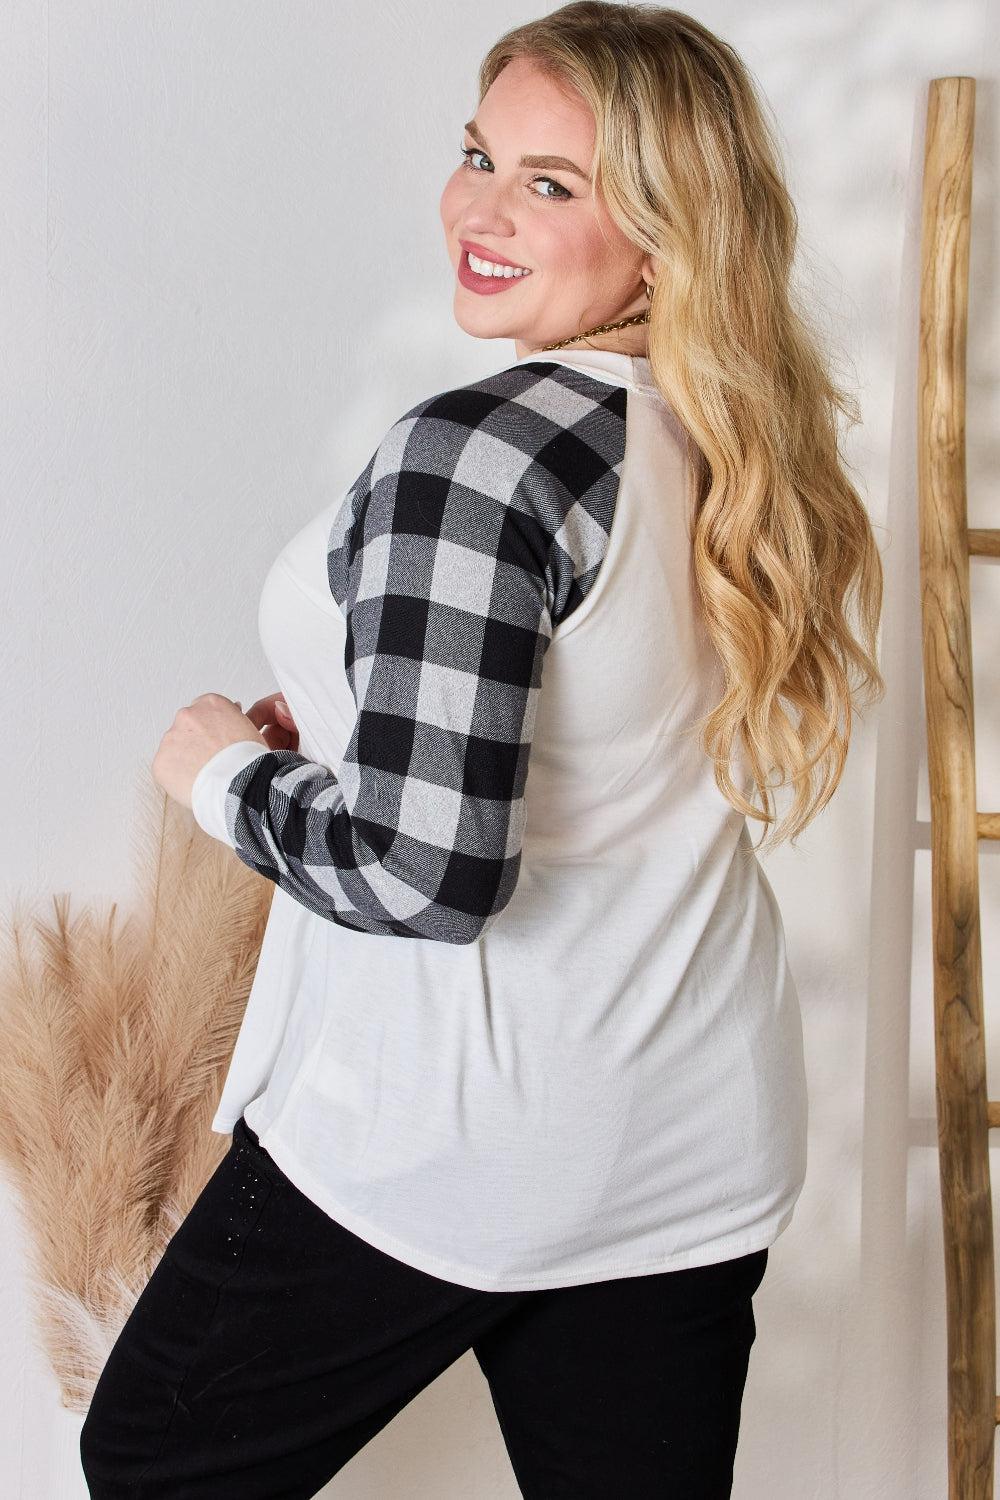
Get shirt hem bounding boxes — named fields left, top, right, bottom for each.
left=221, top=1111, right=798, bottom=1293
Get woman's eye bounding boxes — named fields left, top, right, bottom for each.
left=458, top=146, right=572, bottom=201
left=459, top=146, right=490, bottom=173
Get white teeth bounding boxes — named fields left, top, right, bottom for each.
left=467, top=251, right=531, bottom=278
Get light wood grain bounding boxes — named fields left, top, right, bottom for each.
left=917, top=73, right=991, bottom=1499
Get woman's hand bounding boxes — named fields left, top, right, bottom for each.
left=244, top=690, right=300, bottom=752
left=152, top=692, right=269, bottom=810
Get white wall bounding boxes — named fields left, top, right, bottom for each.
left=3, top=1, right=999, bottom=1495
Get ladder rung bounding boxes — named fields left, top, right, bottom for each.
left=978, top=813, right=1000, bottom=840
left=987, top=1103, right=1000, bottom=1129
left=968, top=528, right=1000, bottom=557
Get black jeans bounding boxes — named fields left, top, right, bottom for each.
left=80, top=1115, right=768, bottom=1499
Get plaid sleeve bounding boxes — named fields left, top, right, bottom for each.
left=193, top=416, right=556, bottom=944
left=190, top=365, right=627, bottom=942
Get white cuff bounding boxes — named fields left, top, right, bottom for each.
left=190, top=739, right=272, bottom=846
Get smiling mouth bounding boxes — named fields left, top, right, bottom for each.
left=465, top=249, right=532, bottom=278
left=458, top=248, right=535, bottom=296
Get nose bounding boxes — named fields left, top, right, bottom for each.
left=457, top=170, right=520, bottom=224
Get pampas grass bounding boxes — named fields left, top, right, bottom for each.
left=0, top=775, right=272, bottom=1412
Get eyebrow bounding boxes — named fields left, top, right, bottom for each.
left=463, top=119, right=592, bottom=184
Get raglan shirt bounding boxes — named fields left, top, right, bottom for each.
left=190, top=346, right=809, bottom=1292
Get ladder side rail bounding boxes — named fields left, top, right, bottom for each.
left=917, top=74, right=991, bottom=1499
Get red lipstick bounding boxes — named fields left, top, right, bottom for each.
left=457, top=240, right=534, bottom=296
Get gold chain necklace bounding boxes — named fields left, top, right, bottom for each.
left=537, top=281, right=653, bottom=353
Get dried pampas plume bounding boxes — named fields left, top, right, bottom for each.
left=0, top=776, right=271, bottom=1412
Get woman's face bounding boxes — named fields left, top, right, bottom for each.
left=439, top=56, right=657, bottom=358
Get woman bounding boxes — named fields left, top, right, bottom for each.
left=81, top=5, right=883, bottom=1497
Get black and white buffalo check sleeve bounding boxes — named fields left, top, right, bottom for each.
left=190, top=362, right=628, bottom=942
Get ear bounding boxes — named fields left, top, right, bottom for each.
left=640, top=253, right=661, bottom=288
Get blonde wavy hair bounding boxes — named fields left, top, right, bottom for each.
left=478, top=3, right=885, bottom=853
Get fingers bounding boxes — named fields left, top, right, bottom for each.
left=242, top=691, right=298, bottom=752
left=261, top=726, right=294, bottom=750
left=243, top=696, right=271, bottom=728
left=245, top=695, right=285, bottom=728
left=244, top=694, right=295, bottom=725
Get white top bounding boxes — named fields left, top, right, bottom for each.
left=191, top=345, right=809, bottom=1292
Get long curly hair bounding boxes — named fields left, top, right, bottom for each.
left=477, top=3, right=885, bottom=852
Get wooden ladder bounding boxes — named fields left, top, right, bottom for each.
left=917, top=74, right=997, bottom=1498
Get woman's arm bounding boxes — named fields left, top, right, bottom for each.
left=190, top=405, right=561, bottom=944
